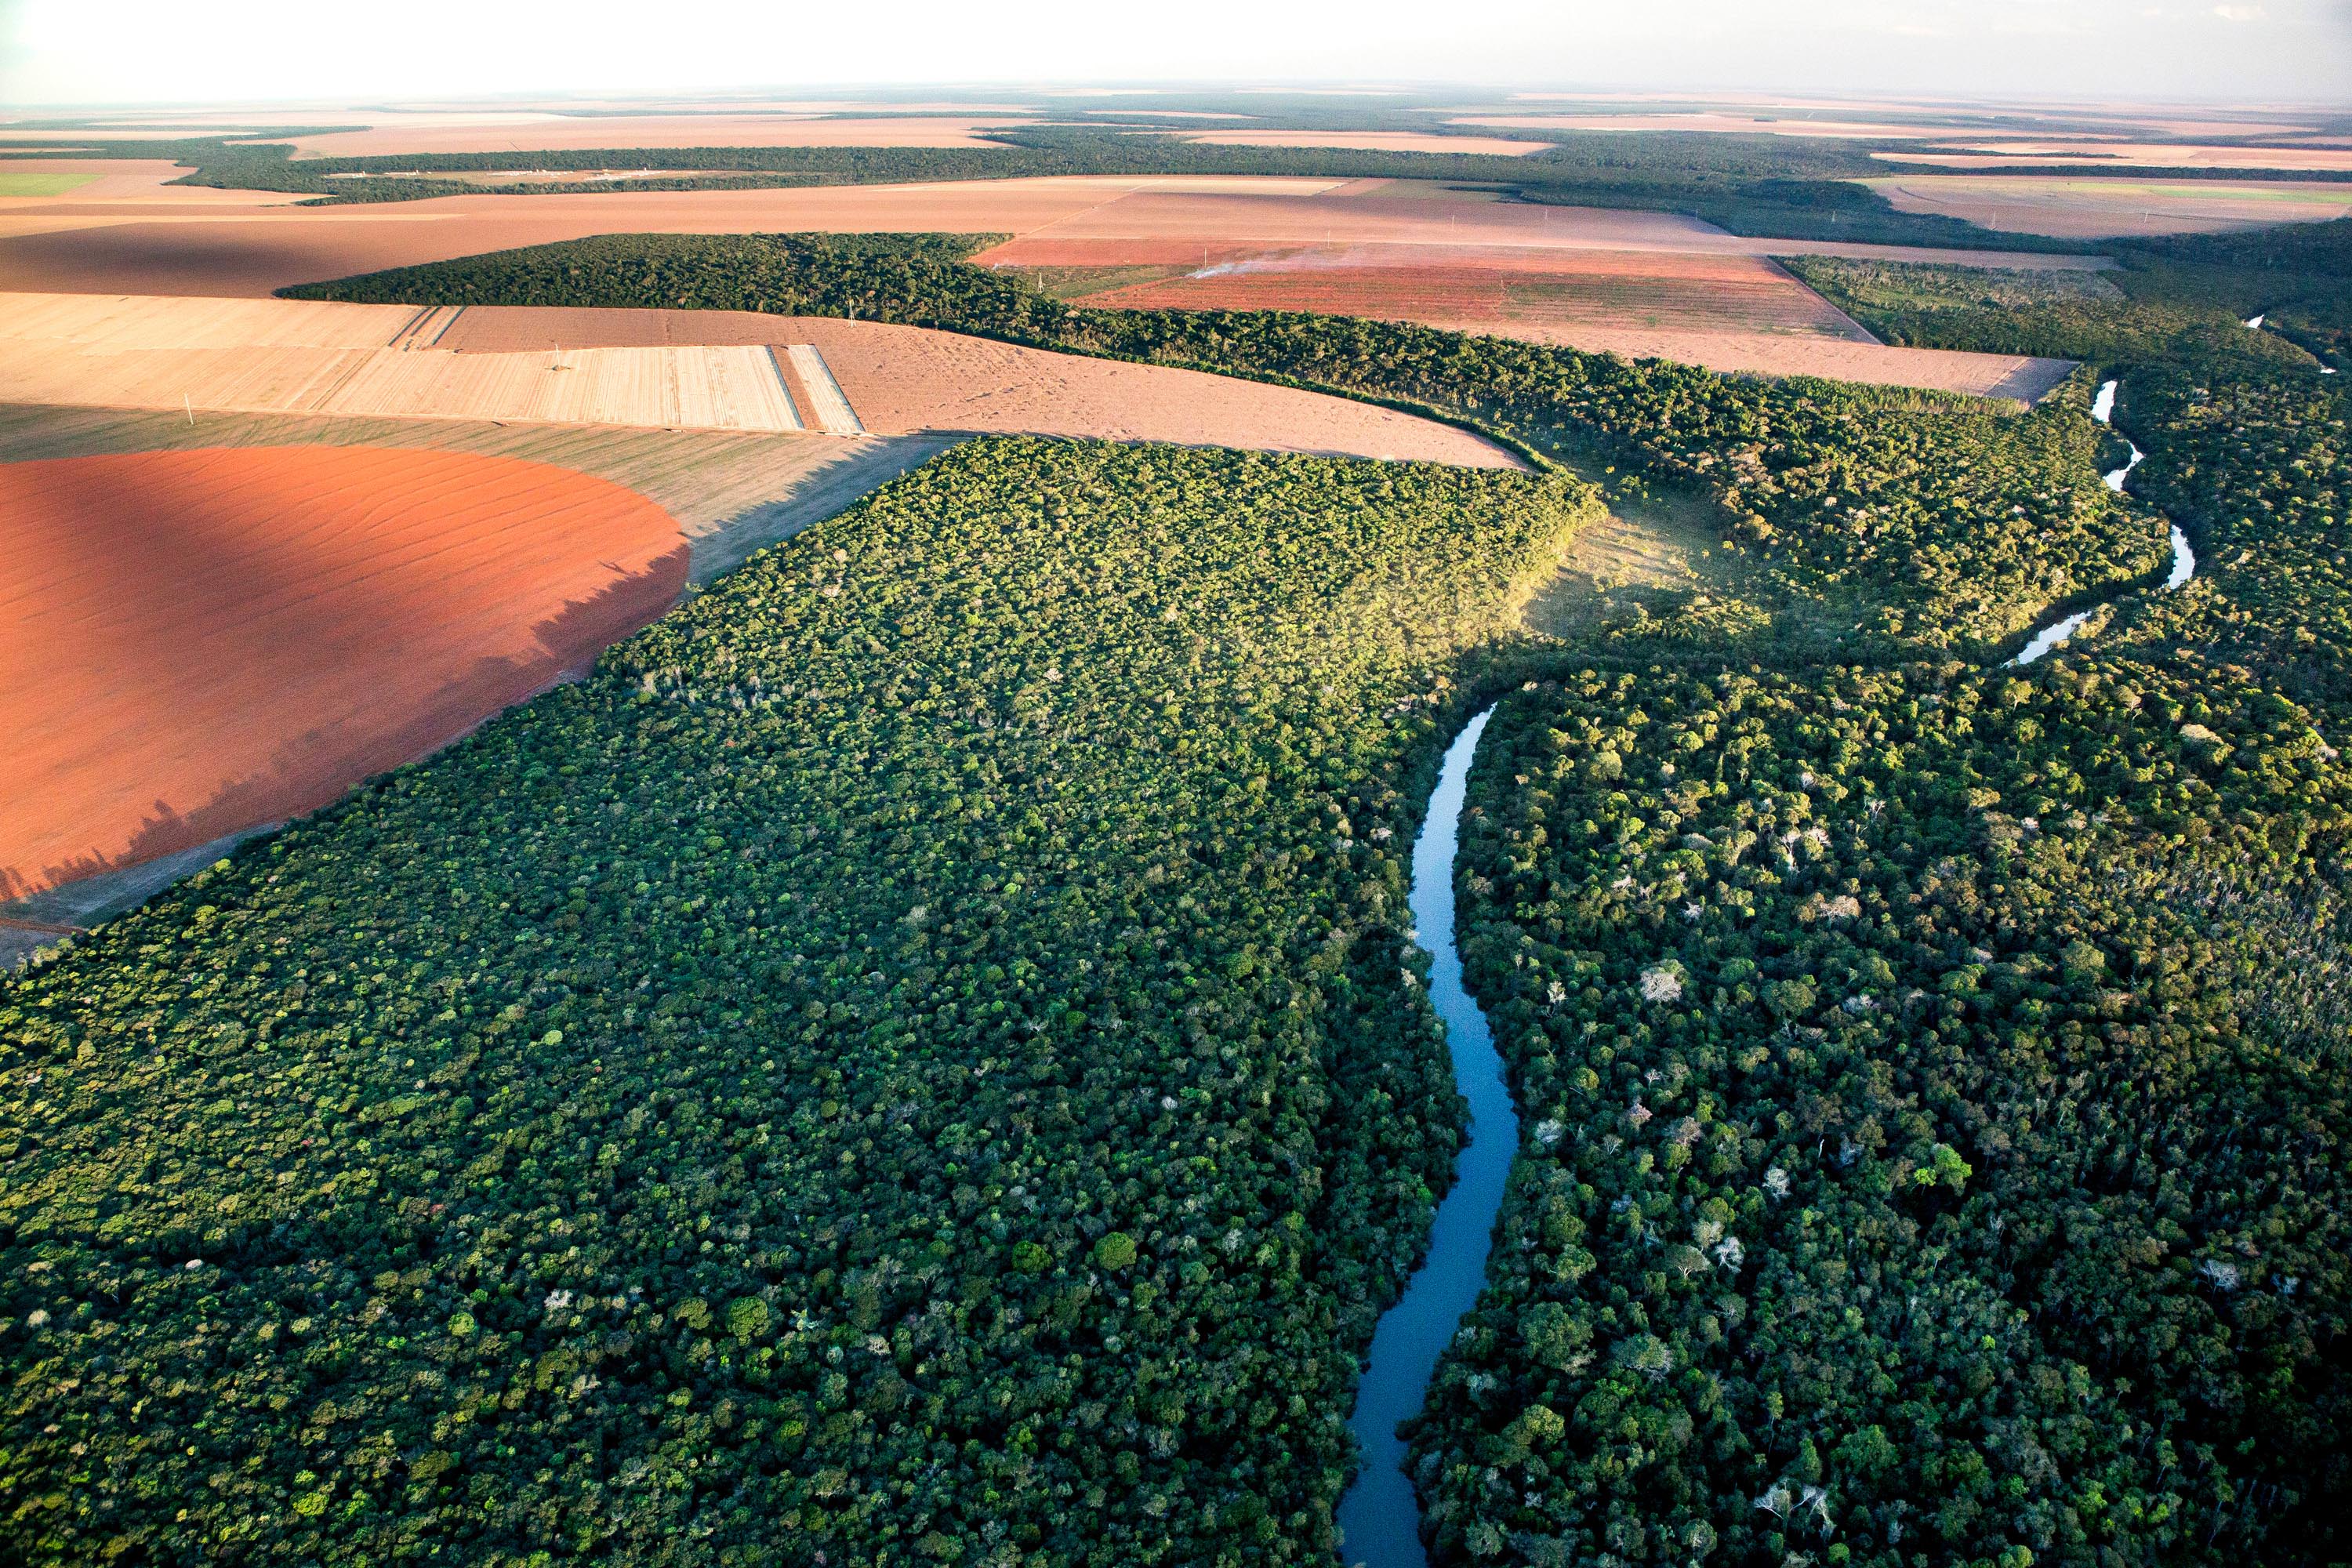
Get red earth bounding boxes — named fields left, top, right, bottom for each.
left=0, top=445, right=688, bottom=897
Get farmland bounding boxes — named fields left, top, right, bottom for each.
left=5, top=80, right=2351, bottom=1568
left=0, top=401, right=952, bottom=586
left=0, top=445, right=685, bottom=898
left=0, top=288, right=1511, bottom=463
left=275, top=114, right=1045, bottom=158
left=0, top=437, right=1601, bottom=1566
left=1872, top=173, right=2352, bottom=236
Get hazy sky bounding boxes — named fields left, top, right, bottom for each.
left=2, top=0, right=2347, bottom=108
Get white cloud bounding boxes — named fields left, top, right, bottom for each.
left=2212, top=3, right=2268, bottom=17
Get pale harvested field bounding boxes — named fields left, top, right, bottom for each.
left=0, top=445, right=687, bottom=898
left=437, top=305, right=1521, bottom=465
left=0, top=401, right=951, bottom=585
left=0, top=293, right=813, bottom=432
left=1171, top=130, right=1552, bottom=156
left=0, top=291, right=1512, bottom=464
left=1871, top=174, right=2352, bottom=236
left=1874, top=142, right=2352, bottom=172
left=279, top=116, right=1041, bottom=158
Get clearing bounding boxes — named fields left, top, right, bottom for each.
left=0, top=445, right=688, bottom=899
left=271, top=114, right=1043, bottom=158
left=0, top=290, right=1515, bottom=466
left=1870, top=174, right=2352, bottom=236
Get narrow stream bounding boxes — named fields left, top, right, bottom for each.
left=2012, top=378, right=2194, bottom=666
left=1338, top=706, right=1515, bottom=1568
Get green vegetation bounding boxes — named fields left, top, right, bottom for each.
left=0, top=439, right=1597, bottom=1563
left=16, top=177, right=2352, bottom=1566
left=297, top=233, right=2163, bottom=659
left=1401, top=230, right=2352, bottom=1564
left=0, top=171, right=96, bottom=197
left=1423, top=655, right=2350, bottom=1565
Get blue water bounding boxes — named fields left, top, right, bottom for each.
left=1337, top=706, right=1519, bottom=1568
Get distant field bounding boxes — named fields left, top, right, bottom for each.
left=0, top=172, right=95, bottom=197
left=1871, top=173, right=2352, bottom=236
left=1873, top=141, right=2352, bottom=172
left=979, top=236, right=2074, bottom=401
left=434, top=303, right=1522, bottom=463
left=1002, top=240, right=1874, bottom=339
left=0, top=445, right=686, bottom=898
left=0, top=175, right=2110, bottom=299
left=277, top=114, right=1041, bottom=158
left=1169, top=129, right=1552, bottom=156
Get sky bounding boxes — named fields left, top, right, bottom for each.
left=2, top=0, right=2348, bottom=108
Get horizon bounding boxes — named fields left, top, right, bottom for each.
left=5, top=0, right=2351, bottom=109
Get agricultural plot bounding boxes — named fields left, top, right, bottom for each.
left=432, top=303, right=1519, bottom=462
left=1872, top=141, right=2352, bottom=172
left=0, top=175, right=2105, bottom=299
left=0, top=445, right=687, bottom=898
left=1169, top=129, right=1552, bottom=156
left=274, top=114, right=1044, bottom=158
left=1025, top=242, right=1875, bottom=339
left=0, top=291, right=814, bottom=432
left=982, top=238, right=2074, bottom=401
left=1871, top=173, right=2352, bottom=236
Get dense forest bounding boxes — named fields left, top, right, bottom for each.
left=1408, top=234, right=2352, bottom=1563
left=0, top=441, right=1599, bottom=1564
left=9, top=188, right=2352, bottom=1566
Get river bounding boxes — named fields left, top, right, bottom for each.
left=1338, top=706, right=1515, bottom=1568
left=2013, top=378, right=2194, bottom=666
left=1338, top=376, right=2196, bottom=1562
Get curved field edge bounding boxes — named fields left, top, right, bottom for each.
left=292, top=232, right=2161, bottom=661
left=0, top=436, right=1602, bottom=1566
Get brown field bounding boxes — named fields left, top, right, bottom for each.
left=0, top=176, right=2111, bottom=300
left=976, top=237, right=2071, bottom=401
left=1873, top=142, right=2352, bottom=172
left=0, top=402, right=953, bottom=586
left=434, top=305, right=1523, bottom=464
left=0, top=290, right=1514, bottom=465
left=0, top=445, right=688, bottom=898
left=276, top=115, right=1040, bottom=158
left=1171, top=129, right=1552, bottom=156
left=993, top=240, right=1873, bottom=339
left=1449, top=114, right=1970, bottom=140
left=1871, top=174, right=2352, bottom=236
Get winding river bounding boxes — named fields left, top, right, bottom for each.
left=1338, top=706, right=1514, bottom=1568
left=1338, top=376, right=2206, bottom=1563
left=2012, top=378, right=2194, bottom=666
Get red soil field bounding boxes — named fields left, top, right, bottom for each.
left=0, top=446, right=687, bottom=897
left=992, top=241, right=1871, bottom=339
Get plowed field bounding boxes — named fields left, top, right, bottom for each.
left=0, top=446, right=687, bottom=896
left=1009, top=242, right=1873, bottom=339
left=438, top=304, right=1519, bottom=463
